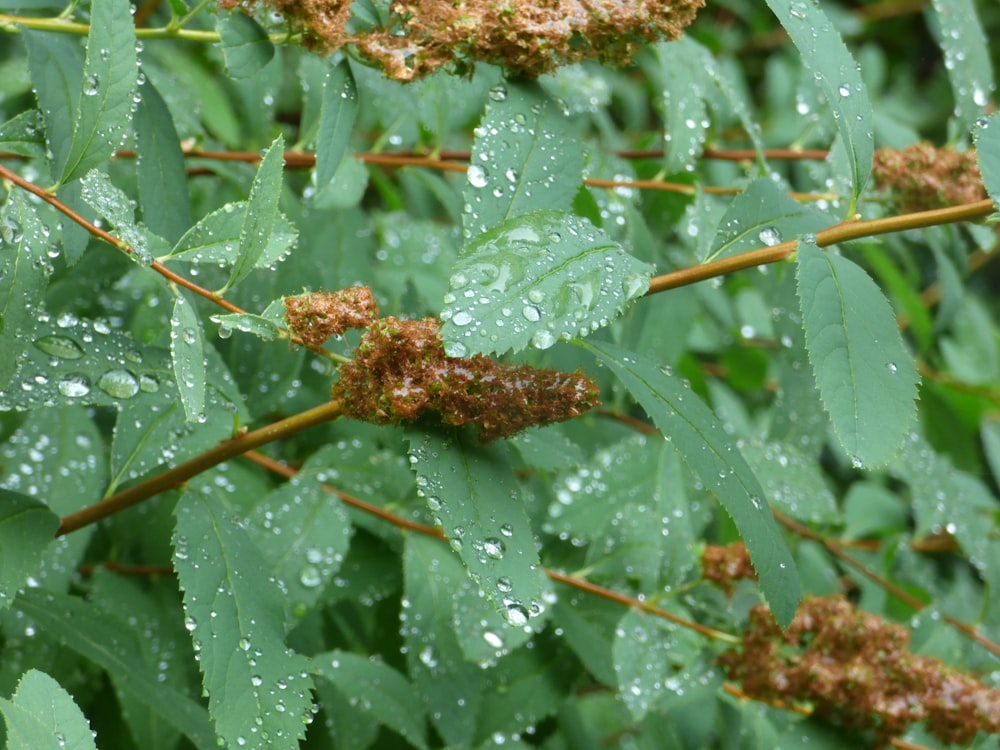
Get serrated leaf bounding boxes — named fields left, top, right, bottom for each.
left=738, top=439, right=838, bottom=525
left=441, top=210, right=650, bottom=356
left=406, top=429, right=548, bottom=625
left=173, top=486, right=315, bottom=750
left=212, top=313, right=282, bottom=341
left=170, top=291, right=206, bottom=422
left=135, top=78, right=193, bottom=244
left=796, top=242, right=919, bottom=467
left=451, top=571, right=538, bottom=665
left=246, top=450, right=352, bottom=618
left=0, top=109, right=46, bottom=158
left=57, top=0, right=138, bottom=185
left=0, top=192, right=50, bottom=391
left=224, top=134, right=285, bottom=292
left=402, top=534, right=483, bottom=747
left=218, top=10, right=274, bottom=79
left=929, top=0, right=993, bottom=138
left=765, top=0, right=872, bottom=215
left=310, top=154, right=368, bottom=209
left=707, top=178, right=830, bottom=262
left=0, top=314, right=173, bottom=411
left=0, top=408, right=104, bottom=591
left=464, top=82, right=583, bottom=236
left=13, top=590, right=216, bottom=750
left=652, top=39, right=709, bottom=174
left=80, top=169, right=168, bottom=265
left=576, top=339, right=801, bottom=628
left=975, top=112, right=1000, bottom=209
left=612, top=607, right=703, bottom=721
left=315, top=60, right=358, bottom=188
left=0, top=493, right=59, bottom=610
left=166, top=202, right=297, bottom=267
left=22, top=29, right=84, bottom=182
left=313, top=651, right=427, bottom=749
left=0, top=670, right=96, bottom=750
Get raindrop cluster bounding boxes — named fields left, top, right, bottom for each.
left=330, top=301, right=601, bottom=441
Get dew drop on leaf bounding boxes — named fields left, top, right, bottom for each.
left=97, top=368, right=140, bottom=399
left=33, top=335, right=85, bottom=360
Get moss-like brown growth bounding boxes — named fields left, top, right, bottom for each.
left=701, top=542, right=756, bottom=596
left=222, top=0, right=703, bottom=80
left=331, top=315, right=600, bottom=441
left=719, top=596, right=1000, bottom=747
left=284, top=287, right=380, bottom=347
left=872, top=142, right=986, bottom=213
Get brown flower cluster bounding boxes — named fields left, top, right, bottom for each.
left=701, top=542, right=756, bottom=596
left=222, top=0, right=704, bottom=80
left=284, top=286, right=380, bottom=346
left=872, top=142, right=986, bottom=213
left=719, top=596, right=1000, bottom=747
left=331, top=315, right=600, bottom=441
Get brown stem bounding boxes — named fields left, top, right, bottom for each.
left=57, top=400, right=344, bottom=536
left=647, top=199, right=997, bottom=294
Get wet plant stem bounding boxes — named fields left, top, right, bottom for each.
left=56, top=400, right=344, bottom=536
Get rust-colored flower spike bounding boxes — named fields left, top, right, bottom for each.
left=331, top=315, right=600, bottom=441
left=223, top=0, right=704, bottom=80
left=284, top=287, right=380, bottom=347
left=719, top=596, right=1000, bottom=747
left=700, top=542, right=756, bottom=596
left=872, top=142, right=986, bottom=213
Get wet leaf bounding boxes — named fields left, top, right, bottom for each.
left=315, top=60, right=358, bottom=188
left=0, top=493, right=60, bottom=610
left=218, top=10, right=274, bottom=79
left=0, top=669, right=96, bottom=750
left=170, top=291, right=206, bottom=423
left=80, top=169, right=168, bottom=265
left=165, top=202, right=297, bottom=267
left=929, top=0, right=993, bottom=137
left=975, top=112, right=1000, bottom=209
left=441, top=210, right=650, bottom=356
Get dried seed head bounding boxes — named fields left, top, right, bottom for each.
left=284, top=287, right=380, bottom=347
left=331, top=315, right=600, bottom=441
left=872, top=143, right=986, bottom=213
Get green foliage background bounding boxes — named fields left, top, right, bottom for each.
left=0, top=0, right=999, bottom=748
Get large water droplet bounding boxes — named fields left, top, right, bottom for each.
left=467, top=165, right=488, bottom=188
left=521, top=305, right=540, bottom=322
left=57, top=374, right=91, bottom=398
left=34, top=335, right=85, bottom=360
left=97, top=368, right=139, bottom=399
left=483, top=537, right=506, bottom=559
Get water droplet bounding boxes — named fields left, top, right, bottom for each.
left=496, top=576, right=513, bottom=593
left=488, top=85, right=507, bottom=102
left=57, top=374, right=91, bottom=398
left=299, top=566, right=322, bottom=588
left=499, top=523, right=513, bottom=537
left=452, top=311, right=473, bottom=327
left=850, top=455, right=864, bottom=469
left=521, top=305, right=540, bottom=322
left=758, top=227, right=782, bottom=247
left=483, top=630, right=504, bottom=648
left=97, top=368, right=139, bottom=399
left=251, top=675, right=263, bottom=687
left=83, top=73, right=100, bottom=96
left=885, top=362, right=898, bottom=373
left=483, top=537, right=506, bottom=559
left=467, top=164, right=488, bottom=188
left=531, top=329, right=556, bottom=349
left=504, top=603, right=529, bottom=626
left=34, top=335, right=85, bottom=360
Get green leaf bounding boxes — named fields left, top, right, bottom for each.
left=224, top=134, right=285, bottom=292
left=0, top=313, right=173, bottom=410
left=218, top=10, right=275, bottom=79
left=576, top=338, right=801, bottom=629
left=707, top=178, right=830, bottom=262
left=765, top=0, right=873, bottom=214
left=0, top=493, right=59, bottom=610
left=974, top=112, right=1000, bottom=210
left=929, top=0, right=994, bottom=138
left=463, top=82, right=583, bottom=236
left=22, top=29, right=84, bottom=181
left=612, top=607, right=703, bottom=721
left=0, top=670, right=96, bottom=750
left=315, top=60, right=359, bottom=188
left=173, top=485, right=315, bottom=749
left=738, top=439, right=838, bottom=525
left=0, top=192, right=51, bottom=391
left=651, top=39, right=710, bottom=174
left=80, top=169, right=168, bottom=265
left=441, top=210, right=650, bottom=356
left=406, top=429, right=548, bottom=625
left=0, top=408, right=104, bottom=591
left=245, top=450, right=352, bottom=618
left=0, top=109, right=46, bottom=158
left=796, top=242, right=919, bottom=467
left=170, top=291, right=206, bottom=422
left=135, top=78, right=193, bottom=244
left=313, top=651, right=427, bottom=749
left=212, top=304, right=285, bottom=342
left=57, top=0, right=138, bottom=186
left=402, top=534, right=483, bottom=747
left=841, top=482, right=908, bottom=541
left=12, top=590, right=217, bottom=750
left=166, top=202, right=297, bottom=267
